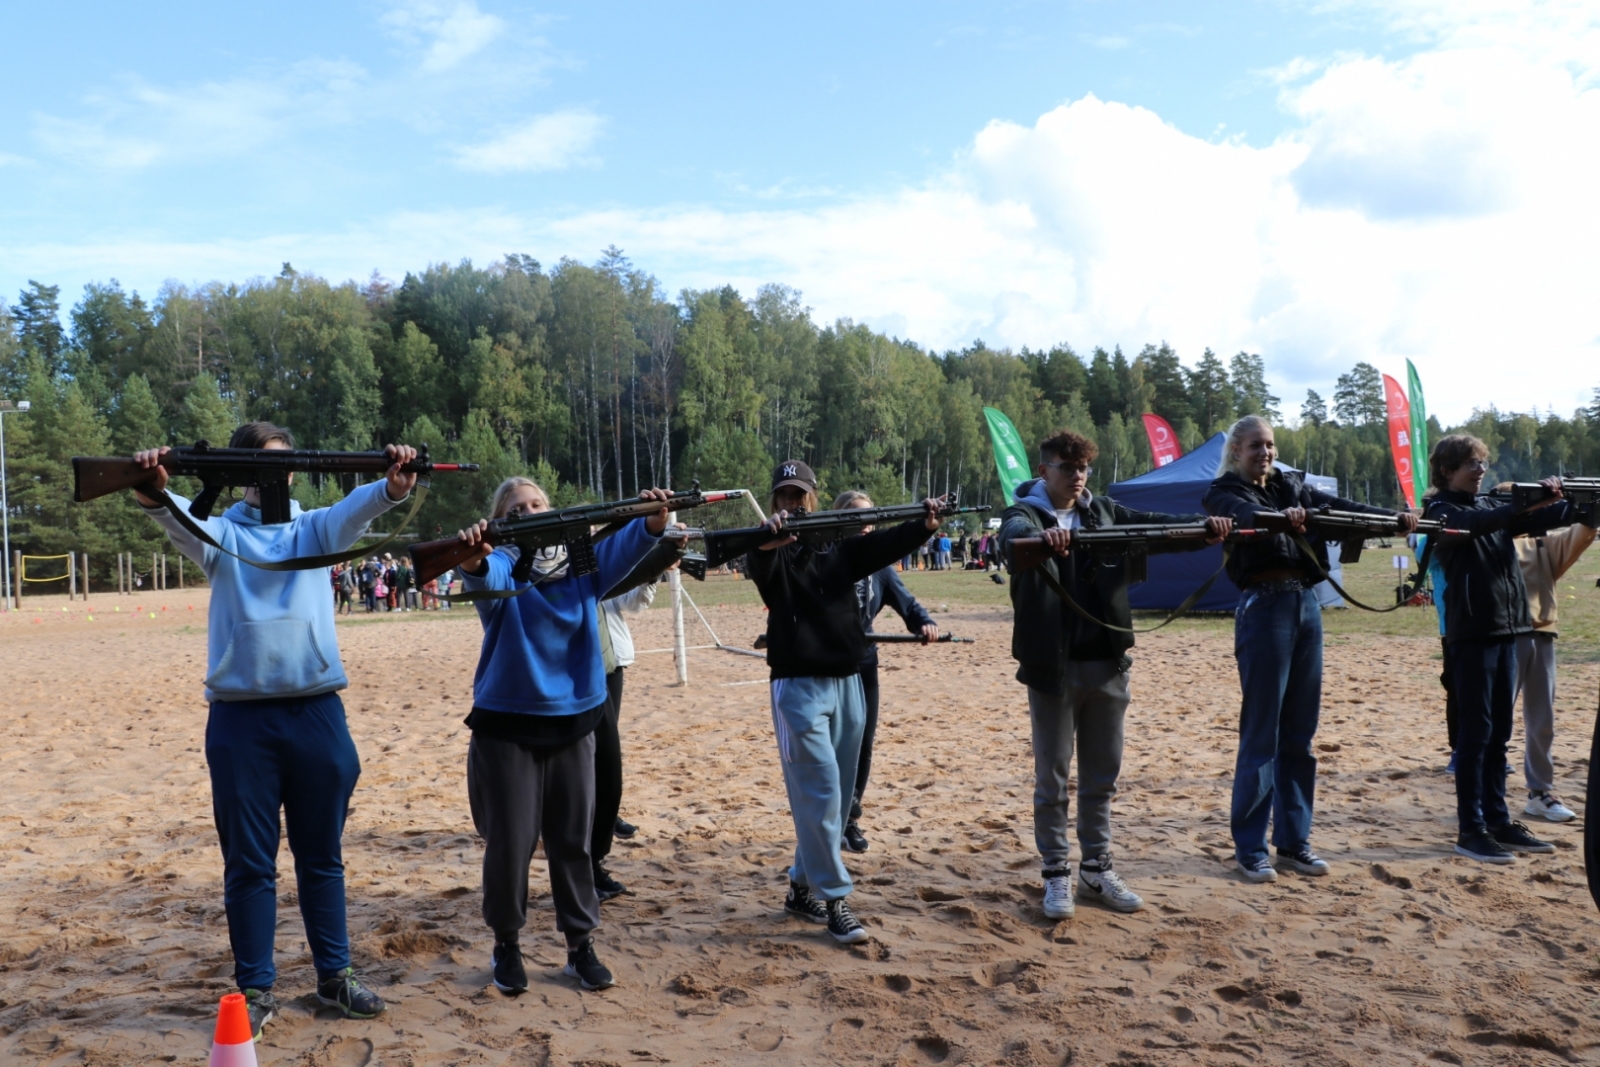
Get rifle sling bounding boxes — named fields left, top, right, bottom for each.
left=1288, top=531, right=1429, bottom=613
left=148, top=479, right=430, bottom=572
left=1033, top=545, right=1232, bottom=635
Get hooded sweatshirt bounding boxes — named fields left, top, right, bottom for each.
left=459, top=518, right=660, bottom=718
left=143, top=480, right=404, bottom=702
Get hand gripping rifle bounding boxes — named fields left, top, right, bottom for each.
left=1250, top=507, right=1453, bottom=565
left=407, top=484, right=747, bottom=588
left=697, top=495, right=990, bottom=570
left=73, top=441, right=480, bottom=571
left=1500, top=478, right=1600, bottom=527
left=73, top=441, right=479, bottom=524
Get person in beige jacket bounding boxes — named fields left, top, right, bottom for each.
left=1513, top=521, right=1597, bottom=822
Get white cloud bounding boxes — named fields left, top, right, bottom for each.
left=453, top=109, right=604, bottom=172
left=381, top=0, right=506, bottom=73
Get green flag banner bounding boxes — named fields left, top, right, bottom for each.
left=983, top=406, right=1030, bottom=506
left=1407, top=360, right=1429, bottom=487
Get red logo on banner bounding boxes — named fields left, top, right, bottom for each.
left=1141, top=414, right=1183, bottom=467
left=1382, top=372, right=1416, bottom=508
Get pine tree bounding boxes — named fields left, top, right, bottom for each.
left=1301, top=390, right=1327, bottom=427
left=112, top=374, right=166, bottom=454
left=180, top=371, right=237, bottom=447
left=1229, top=351, right=1281, bottom=421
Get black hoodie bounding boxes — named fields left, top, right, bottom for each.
left=747, top=517, right=934, bottom=680
left=1203, top=469, right=1393, bottom=588
left=1422, top=489, right=1573, bottom=643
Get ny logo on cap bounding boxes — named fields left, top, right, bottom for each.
left=783, top=464, right=797, bottom=477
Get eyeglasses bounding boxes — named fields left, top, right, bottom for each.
left=1042, top=462, right=1093, bottom=477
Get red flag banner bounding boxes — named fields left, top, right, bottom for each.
left=1382, top=372, right=1417, bottom=508
left=1140, top=414, right=1183, bottom=467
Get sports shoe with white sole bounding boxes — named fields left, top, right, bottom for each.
left=1524, top=791, right=1576, bottom=823
left=1238, top=856, right=1278, bottom=883
left=784, top=880, right=828, bottom=924
left=491, top=941, right=527, bottom=994
left=1077, top=857, right=1144, bottom=913
left=1041, top=870, right=1075, bottom=919
left=1276, top=847, right=1330, bottom=876
left=563, top=938, right=615, bottom=990
left=1454, top=830, right=1515, bottom=864
left=1490, top=820, right=1556, bottom=854
left=826, top=898, right=869, bottom=944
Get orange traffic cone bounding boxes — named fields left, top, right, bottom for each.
left=208, top=992, right=258, bottom=1067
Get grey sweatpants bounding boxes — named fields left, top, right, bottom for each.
left=1027, top=660, right=1130, bottom=870
left=771, top=675, right=866, bottom=901
left=1514, top=632, right=1558, bottom=794
left=467, top=731, right=599, bottom=947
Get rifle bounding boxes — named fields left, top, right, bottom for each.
left=698, top=495, right=990, bottom=569
left=1502, top=478, right=1600, bottom=526
left=1251, top=508, right=1456, bottom=564
left=751, top=631, right=972, bottom=649
left=408, top=485, right=746, bottom=587
left=1008, top=523, right=1261, bottom=583
left=73, top=441, right=479, bottom=524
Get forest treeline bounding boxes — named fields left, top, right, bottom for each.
left=3, top=249, right=1599, bottom=590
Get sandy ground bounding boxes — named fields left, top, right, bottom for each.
left=2, top=584, right=1599, bottom=1066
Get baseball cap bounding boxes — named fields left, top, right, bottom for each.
left=771, top=459, right=817, bottom=492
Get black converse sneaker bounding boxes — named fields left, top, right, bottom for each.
left=784, top=880, right=828, bottom=924
left=316, top=967, right=386, bottom=1019
left=491, top=941, right=527, bottom=994
left=563, top=938, right=615, bottom=990
left=826, top=898, right=868, bottom=944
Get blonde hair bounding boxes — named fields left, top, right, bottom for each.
left=832, top=489, right=872, bottom=510
left=490, top=476, right=548, bottom=519
left=770, top=488, right=819, bottom=515
left=1219, top=415, right=1274, bottom=479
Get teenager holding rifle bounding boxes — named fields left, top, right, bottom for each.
left=1203, top=415, right=1417, bottom=883
left=830, top=490, right=939, bottom=854
left=1000, top=430, right=1230, bottom=919
left=452, top=478, right=673, bottom=994
left=1422, top=439, right=1572, bottom=862
left=750, top=461, right=945, bottom=944
left=131, top=422, right=412, bottom=1036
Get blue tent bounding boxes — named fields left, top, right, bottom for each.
left=1108, top=433, right=1343, bottom=611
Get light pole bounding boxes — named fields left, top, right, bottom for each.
left=0, top=399, right=31, bottom=612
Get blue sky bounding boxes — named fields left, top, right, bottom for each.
left=3, top=1, right=1598, bottom=421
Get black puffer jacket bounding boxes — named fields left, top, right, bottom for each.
left=1203, top=469, right=1393, bottom=588
left=1422, top=489, right=1573, bottom=643
left=747, top=517, right=933, bottom=680
left=998, top=479, right=1205, bottom=692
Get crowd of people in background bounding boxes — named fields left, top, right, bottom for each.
left=331, top=555, right=455, bottom=614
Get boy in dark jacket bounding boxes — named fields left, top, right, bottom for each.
left=830, top=490, right=939, bottom=854
left=1421, top=435, right=1570, bottom=863
left=748, top=461, right=941, bottom=944
left=999, top=430, right=1229, bottom=920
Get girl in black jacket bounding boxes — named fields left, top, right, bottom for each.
left=1422, top=434, right=1569, bottom=863
left=747, top=461, right=940, bottom=945
left=1203, top=415, right=1416, bottom=884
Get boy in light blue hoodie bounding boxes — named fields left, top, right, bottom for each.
left=133, top=422, right=414, bottom=1037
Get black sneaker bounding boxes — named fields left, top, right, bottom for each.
left=826, top=898, right=869, bottom=944
left=1454, top=831, right=1515, bottom=865
left=316, top=967, right=387, bottom=1019
left=563, top=938, right=614, bottom=990
left=491, top=941, right=527, bottom=995
left=1490, top=820, right=1557, bottom=854
left=594, top=862, right=627, bottom=902
left=784, top=880, right=828, bottom=924
left=242, top=988, right=277, bottom=1039
left=614, top=817, right=638, bottom=839
left=843, top=821, right=870, bottom=853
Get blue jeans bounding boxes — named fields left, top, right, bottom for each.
left=1231, top=587, right=1322, bottom=865
left=1451, top=637, right=1517, bottom=835
left=206, top=692, right=362, bottom=991
left=770, top=675, right=866, bottom=901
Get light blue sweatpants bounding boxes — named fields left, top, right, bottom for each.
left=771, top=675, right=866, bottom=901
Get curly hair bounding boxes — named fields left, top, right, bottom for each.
left=1038, top=430, right=1098, bottom=468
left=1429, top=434, right=1488, bottom=491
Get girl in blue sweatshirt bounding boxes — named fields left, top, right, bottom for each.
left=133, top=422, right=410, bottom=1037
left=453, top=478, right=670, bottom=995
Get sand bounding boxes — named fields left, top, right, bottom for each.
left=2, top=583, right=1598, bottom=1066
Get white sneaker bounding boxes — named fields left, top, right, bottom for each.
left=1077, top=858, right=1145, bottom=913
left=1042, top=872, right=1075, bottom=919
left=1525, top=791, right=1576, bottom=823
